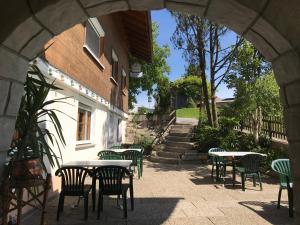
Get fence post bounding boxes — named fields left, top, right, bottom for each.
left=268, top=119, right=272, bottom=139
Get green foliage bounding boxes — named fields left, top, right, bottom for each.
left=194, top=126, right=221, bottom=153
left=153, top=76, right=171, bottom=114
left=134, top=135, right=154, bottom=155
left=186, top=97, right=196, bottom=108
left=172, top=75, right=206, bottom=103
left=226, top=40, right=281, bottom=119
left=146, top=112, right=154, bottom=120
left=138, top=106, right=147, bottom=114
left=129, top=22, right=171, bottom=109
left=10, top=64, right=67, bottom=169
left=218, top=117, right=239, bottom=135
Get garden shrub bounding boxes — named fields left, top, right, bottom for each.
left=134, top=135, right=154, bottom=155
left=194, top=125, right=221, bottom=152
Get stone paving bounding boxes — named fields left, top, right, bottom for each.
left=25, top=161, right=293, bottom=225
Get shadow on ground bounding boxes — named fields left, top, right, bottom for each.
left=24, top=196, right=183, bottom=225
left=239, top=201, right=294, bottom=225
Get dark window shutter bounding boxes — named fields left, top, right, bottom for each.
left=85, top=22, right=100, bottom=57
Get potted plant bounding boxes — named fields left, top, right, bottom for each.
left=8, top=64, right=67, bottom=181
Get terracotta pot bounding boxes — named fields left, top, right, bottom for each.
left=11, top=158, right=43, bottom=180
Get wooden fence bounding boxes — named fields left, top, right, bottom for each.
left=236, top=116, right=287, bottom=141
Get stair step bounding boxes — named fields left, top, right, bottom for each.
left=166, top=136, right=191, bottom=142
left=170, top=128, right=193, bottom=134
left=182, top=152, right=208, bottom=161
left=157, top=151, right=181, bottom=158
left=168, top=132, right=193, bottom=137
left=166, top=141, right=195, bottom=149
left=172, top=124, right=195, bottom=129
left=149, top=155, right=179, bottom=164
left=164, top=146, right=188, bottom=154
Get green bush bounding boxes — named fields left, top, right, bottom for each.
left=219, top=117, right=239, bottom=135
left=194, top=125, right=221, bottom=152
left=134, top=135, right=154, bottom=155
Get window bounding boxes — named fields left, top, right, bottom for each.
left=84, top=18, right=105, bottom=67
left=76, top=105, right=92, bottom=142
left=111, top=49, right=118, bottom=84
left=121, top=68, right=127, bottom=90
left=117, top=119, right=122, bottom=142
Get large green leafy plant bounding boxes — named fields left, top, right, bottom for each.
left=10, top=64, right=67, bottom=169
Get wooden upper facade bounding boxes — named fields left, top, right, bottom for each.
left=43, top=11, right=152, bottom=113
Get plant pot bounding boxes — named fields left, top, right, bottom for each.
left=11, top=158, right=43, bottom=181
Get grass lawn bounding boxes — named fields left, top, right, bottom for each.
left=176, top=108, right=201, bottom=119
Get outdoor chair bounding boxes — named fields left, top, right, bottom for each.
left=98, top=150, right=122, bottom=160
left=129, top=144, right=144, bottom=176
left=110, top=144, right=122, bottom=149
left=208, top=147, right=227, bottom=179
left=236, top=154, right=263, bottom=191
left=122, top=150, right=143, bottom=179
left=271, top=159, right=293, bottom=217
left=55, top=167, right=92, bottom=221
left=93, top=166, right=134, bottom=219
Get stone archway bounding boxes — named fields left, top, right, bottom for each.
left=1, top=0, right=300, bottom=222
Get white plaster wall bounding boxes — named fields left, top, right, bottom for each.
left=43, top=81, right=127, bottom=175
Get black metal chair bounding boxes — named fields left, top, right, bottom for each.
left=93, top=166, right=134, bottom=219
left=236, top=154, right=264, bottom=191
left=55, top=166, right=92, bottom=220
left=121, top=150, right=142, bottom=179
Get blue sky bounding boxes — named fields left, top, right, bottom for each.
left=136, top=9, right=236, bottom=108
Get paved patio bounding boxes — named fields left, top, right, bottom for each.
left=25, top=161, right=293, bottom=225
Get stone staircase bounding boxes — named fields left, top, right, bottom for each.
left=150, top=123, right=206, bottom=164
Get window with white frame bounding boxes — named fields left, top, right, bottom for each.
left=84, top=18, right=105, bottom=64
left=76, top=104, right=92, bottom=143
left=121, top=68, right=127, bottom=90
left=117, top=119, right=122, bottom=142
left=111, top=49, right=118, bottom=83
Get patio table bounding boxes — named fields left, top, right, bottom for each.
left=106, top=148, right=142, bottom=153
left=208, top=151, right=267, bottom=186
left=62, top=159, right=132, bottom=167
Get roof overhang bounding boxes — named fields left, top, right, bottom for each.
left=118, top=11, right=153, bottom=63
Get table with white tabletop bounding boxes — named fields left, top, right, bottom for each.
left=208, top=151, right=266, bottom=158
left=208, top=151, right=267, bottom=185
left=62, top=159, right=132, bottom=168
left=105, top=148, right=142, bottom=153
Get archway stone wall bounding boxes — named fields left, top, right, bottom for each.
left=1, top=0, right=300, bottom=222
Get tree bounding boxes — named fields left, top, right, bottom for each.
left=172, top=75, right=209, bottom=108
left=225, top=40, right=280, bottom=142
left=171, top=12, right=240, bottom=127
left=154, top=76, right=171, bottom=115
left=129, top=22, right=171, bottom=110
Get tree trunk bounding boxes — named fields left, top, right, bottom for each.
left=252, top=110, right=259, bottom=143
left=209, top=24, right=220, bottom=127
left=197, top=23, right=213, bottom=126
left=211, top=95, right=218, bottom=127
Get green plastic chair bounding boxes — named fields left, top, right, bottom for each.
left=121, top=150, right=142, bottom=179
left=98, top=150, right=122, bottom=160
left=236, top=154, right=263, bottom=191
left=129, top=145, right=144, bottom=177
left=271, top=159, right=293, bottom=217
left=208, top=148, right=227, bottom=179
left=110, top=144, right=122, bottom=149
